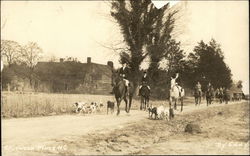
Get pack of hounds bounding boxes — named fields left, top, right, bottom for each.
left=74, top=100, right=115, bottom=115
left=148, top=105, right=174, bottom=121
left=74, top=101, right=174, bottom=121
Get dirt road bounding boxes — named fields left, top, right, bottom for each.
left=2, top=100, right=249, bottom=155
left=2, top=110, right=146, bottom=152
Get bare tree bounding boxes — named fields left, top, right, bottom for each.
left=21, top=42, right=43, bottom=70
left=1, top=40, right=22, bottom=66
left=49, top=55, right=57, bottom=62
left=21, top=42, right=43, bottom=86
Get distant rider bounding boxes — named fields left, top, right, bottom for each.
left=138, top=70, right=150, bottom=96
left=195, top=81, right=202, bottom=96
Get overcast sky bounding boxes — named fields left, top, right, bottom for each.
left=1, top=1, right=249, bottom=93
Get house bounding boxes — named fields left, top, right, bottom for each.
left=228, top=83, right=244, bottom=101
left=2, top=57, right=114, bottom=94
left=34, top=57, right=114, bottom=94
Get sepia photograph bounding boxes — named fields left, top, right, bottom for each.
left=1, top=0, right=249, bottom=155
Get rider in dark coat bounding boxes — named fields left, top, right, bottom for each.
left=138, top=70, right=150, bottom=96
left=119, top=63, right=130, bottom=80
left=118, top=62, right=131, bottom=94
left=141, top=73, right=149, bottom=84
left=206, top=82, right=214, bottom=99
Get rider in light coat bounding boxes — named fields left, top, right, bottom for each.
left=170, top=73, right=179, bottom=92
left=195, top=81, right=202, bottom=95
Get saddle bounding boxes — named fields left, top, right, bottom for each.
left=142, top=83, right=150, bottom=89
left=139, top=82, right=150, bottom=95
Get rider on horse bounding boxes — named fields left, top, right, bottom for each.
left=118, top=61, right=131, bottom=94
left=171, top=72, right=179, bottom=92
left=195, top=81, right=202, bottom=95
left=138, top=70, right=150, bottom=96
left=207, top=82, right=213, bottom=91
left=206, top=82, right=214, bottom=96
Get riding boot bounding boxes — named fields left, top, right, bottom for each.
left=125, top=86, right=128, bottom=96
left=126, top=86, right=130, bottom=96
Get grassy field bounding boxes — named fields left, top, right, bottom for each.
left=1, top=91, right=207, bottom=118
left=1, top=92, right=113, bottom=118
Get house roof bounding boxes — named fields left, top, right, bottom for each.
left=35, top=61, right=112, bottom=78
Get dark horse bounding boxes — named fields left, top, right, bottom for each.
left=139, top=83, right=150, bottom=111
left=205, top=88, right=214, bottom=106
left=112, top=70, right=134, bottom=115
left=215, top=89, right=224, bottom=103
left=194, top=88, right=202, bottom=106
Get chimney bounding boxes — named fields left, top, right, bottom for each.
left=87, top=57, right=91, bottom=64
left=107, top=61, right=113, bottom=68
left=60, top=58, right=64, bottom=62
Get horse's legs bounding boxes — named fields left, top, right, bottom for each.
left=140, top=96, right=143, bottom=110
left=146, top=97, right=149, bottom=109
left=128, top=95, right=132, bottom=113
left=181, top=97, right=183, bottom=112
left=144, top=97, right=148, bottom=110
left=143, top=98, right=146, bottom=111
left=124, top=97, right=128, bottom=113
left=174, top=99, right=177, bottom=110
left=169, top=97, right=172, bottom=109
left=116, top=98, right=121, bottom=115
left=148, top=98, right=152, bottom=108
left=142, top=97, right=146, bottom=110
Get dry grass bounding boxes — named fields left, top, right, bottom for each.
left=1, top=92, right=115, bottom=118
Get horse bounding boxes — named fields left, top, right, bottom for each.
left=215, top=89, right=224, bottom=103
left=194, top=88, right=202, bottom=106
left=112, top=70, right=134, bottom=115
left=169, top=85, right=184, bottom=111
left=139, top=83, right=150, bottom=111
left=205, top=88, right=214, bottom=106
left=223, top=89, right=230, bottom=104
